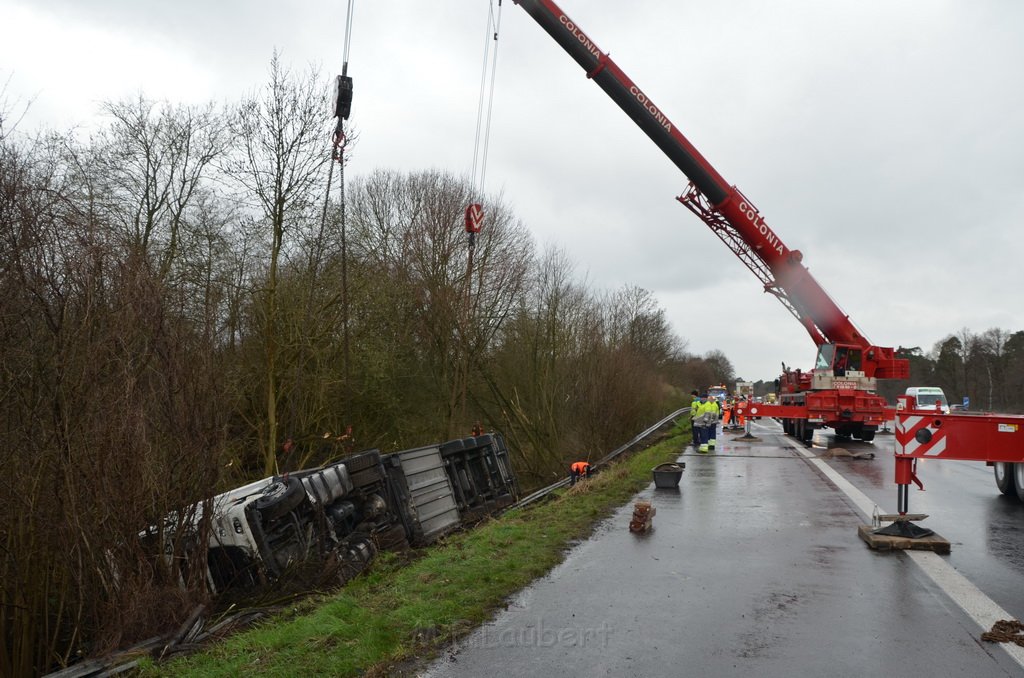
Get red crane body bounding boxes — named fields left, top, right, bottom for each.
left=511, top=0, right=908, bottom=441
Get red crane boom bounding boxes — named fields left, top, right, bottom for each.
left=510, top=1, right=1024, bottom=524
left=511, top=0, right=908, bottom=441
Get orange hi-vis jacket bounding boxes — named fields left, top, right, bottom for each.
left=571, top=461, right=590, bottom=474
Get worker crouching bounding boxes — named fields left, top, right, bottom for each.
left=570, top=461, right=593, bottom=486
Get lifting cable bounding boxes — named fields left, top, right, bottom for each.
left=464, top=0, right=503, bottom=253
left=458, top=1, right=503, bottom=430
left=471, top=0, right=503, bottom=204
left=322, top=0, right=357, bottom=390
left=322, top=0, right=356, bottom=237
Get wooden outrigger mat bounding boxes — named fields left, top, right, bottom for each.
left=857, top=524, right=951, bottom=555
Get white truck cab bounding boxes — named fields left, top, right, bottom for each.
left=906, top=386, right=950, bottom=414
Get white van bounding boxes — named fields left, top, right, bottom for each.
left=905, top=387, right=950, bottom=414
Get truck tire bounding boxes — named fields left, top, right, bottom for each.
left=994, top=462, right=1015, bottom=495
left=1016, top=464, right=1024, bottom=503
left=860, top=430, right=876, bottom=443
left=255, top=477, right=306, bottom=522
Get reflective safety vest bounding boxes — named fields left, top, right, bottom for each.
left=690, top=397, right=701, bottom=417
left=571, top=461, right=590, bottom=474
left=701, top=400, right=720, bottom=418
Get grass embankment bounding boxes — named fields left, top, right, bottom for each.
left=148, top=424, right=689, bottom=677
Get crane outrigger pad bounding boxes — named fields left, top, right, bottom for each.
left=857, top=524, right=950, bottom=555
left=727, top=430, right=761, bottom=442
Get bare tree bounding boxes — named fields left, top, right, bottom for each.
left=1006, top=331, right=1024, bottom=413
left=1, top=125, right=228, bottom=674
left=702, top=349, right=736, bottom=386
left=96, top=96, right=225, bottom=273
left=0, top=74, right=32, bottom=142
left=606, top=285, right=683, bottom=368
left=342, top=170, right=534, bottom=442
left=484, top=247, right=586, bottom=480
left=226, top=52, right=332, bottom=475
left=979, top=328, right=1010, bottom=411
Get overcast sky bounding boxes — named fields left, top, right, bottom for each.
left=4, top=0, right=1023, bottom=382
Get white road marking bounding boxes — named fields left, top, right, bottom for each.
left=752, top=422, right=1024, bottom=669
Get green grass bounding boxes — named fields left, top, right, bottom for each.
left=144, top=424, right=688, bottom=677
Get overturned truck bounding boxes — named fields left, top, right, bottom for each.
left=155, top=434, right=519, bottom=593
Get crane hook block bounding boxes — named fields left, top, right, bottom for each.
left=334, top=75, right=354, bottom=120
left=465, top=204, right=484, bottom=233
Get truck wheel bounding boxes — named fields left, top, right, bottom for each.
left=1010, top=463, right=1024, bottom=502
left=994, top=462, right=1016, bottom=496
left=255, top=477, right=306, bottom=522
left=860, top=430, right=876, bottom=443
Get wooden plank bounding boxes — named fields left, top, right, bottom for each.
left=858, top=524, right=951, bottom=555
left=158, top=604, right=206, bottom=660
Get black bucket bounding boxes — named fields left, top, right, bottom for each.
left=653, top=462, right=684, bottom=489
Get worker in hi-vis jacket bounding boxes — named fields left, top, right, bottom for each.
left=697, top=393, right=720, bottom=453
left=689, top=390, right=701, bottom=449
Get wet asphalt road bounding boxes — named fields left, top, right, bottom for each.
left=816, top=424, right=1024, bottom=624
left=420, top=420, right=1024, bottom=677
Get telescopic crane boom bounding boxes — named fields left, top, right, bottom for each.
left=511, top=0, right=908, bottom=441
left=510, top=0, right=1024, bottom=526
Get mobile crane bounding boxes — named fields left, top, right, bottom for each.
left=510, top=1, right=1024, bottom=525
left=510, top=0, right=909, bottom=442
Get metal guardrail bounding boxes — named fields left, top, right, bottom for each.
left=509, top=407, right=691, bottom=511
left=596, top=406, right=690, bottom=465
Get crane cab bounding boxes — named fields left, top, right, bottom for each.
left=811, top=343, right=876, bottom=391
left=814, top=344, right=864, bottom=377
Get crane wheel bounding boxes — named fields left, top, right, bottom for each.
left=1014, top=464, right=1024, bottom=502
left=994, top=462, right=1016, bottom=496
